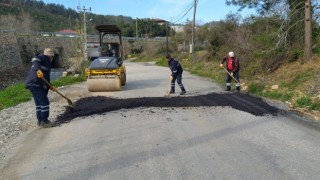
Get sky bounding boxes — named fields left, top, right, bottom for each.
left=41, top=0, right=256, bottom=24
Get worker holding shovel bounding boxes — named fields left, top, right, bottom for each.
left=220, top=51, right=240, bottom=92
left=166, top=54, right=186, bottom=95
left=25, top=48, right=57, bottom=127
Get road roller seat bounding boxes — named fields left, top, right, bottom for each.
left=89, top=57, right=121, bottom=70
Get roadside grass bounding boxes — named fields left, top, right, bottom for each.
left=131, top=56, right=163, bottom=63
left=155, top=57, right=167, bottom=66
left=0, top=83, right=31, bottom=110
left=151, top=52, right=320, bottom=113
left=51, top=75, right=86, bottom=87
left=248, top=82, right=294, bottom=102
left=0, top=75, right=85, bottom=111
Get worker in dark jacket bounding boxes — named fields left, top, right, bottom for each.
left=220, top=51, right=240, bottom=91
left=166, top=54, right=186, bottom=95
left=25, top=48, right=57, bottom=127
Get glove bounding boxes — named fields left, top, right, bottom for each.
left=170, top=76, right=173, bottom=80
left=230, top=72, right=234, bottom=77
left=50, top=86, right=57, bottom=92
left=220, top=64, right=223, bottom=67
left=37, top=70, right=43, bottom=78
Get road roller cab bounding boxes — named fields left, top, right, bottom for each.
left=85, top=25, right=126, bottom=92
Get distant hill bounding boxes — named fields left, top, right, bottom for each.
left=0, top=0, right=162, bottom=37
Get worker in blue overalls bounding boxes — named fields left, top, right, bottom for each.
left=25, top=48, right=57, bottom=127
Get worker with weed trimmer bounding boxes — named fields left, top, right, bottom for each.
left=220, top=51, right=241, bottom=92
left=25, top=48, right=57, bottom=128
left=166, top=54, right=186, bottom=95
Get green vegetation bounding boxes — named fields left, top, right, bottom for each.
left=0, top=0, right=168, bottom=37
left=0, top=75, right=85, bottom=111
left=51, top=75, right=86, bottom=87
left=248, top=82, right=294, bottom=102
left=296, top=96, right=312, bottom=108
left=0, top=83, right=31, bottom=110
left=154, top=58, right=167, bottom=67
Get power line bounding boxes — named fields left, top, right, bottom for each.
left=172, top=1, right=194, bottom=22
left=172, top=2, right=195, bottom=24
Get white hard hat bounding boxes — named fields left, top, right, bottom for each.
left=228, top=51, right=234, bottom=57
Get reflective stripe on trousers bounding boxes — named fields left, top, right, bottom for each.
left=28, top=86, right=50, bottom=122
left=226, top=71, right=240, bottom=88
left=171, top=73, right=185, bottom=91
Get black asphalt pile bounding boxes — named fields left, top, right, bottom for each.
left=56, top=93, right=279, bottom=124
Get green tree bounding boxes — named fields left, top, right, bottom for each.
left=226, top=0, right=313, bottom=60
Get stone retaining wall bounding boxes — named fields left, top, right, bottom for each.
left=17, top=36, right=79, bottom=68
left=0, top=32, right=155, bottom=71
left=0, top=32, right=22, bottom=69
left=0, top=32, right=80, bottom=71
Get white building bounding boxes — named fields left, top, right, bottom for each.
left=171, top=25, right=184, bottom=33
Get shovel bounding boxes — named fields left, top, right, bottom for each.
left=40, top=77, right=73, bottom=107
left=165, top=76, right=172, bottom=97
left=222, top=66, right=240, bottom=84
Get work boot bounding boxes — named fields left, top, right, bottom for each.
left=40, top=120, right=54, bottom=128
left=169, top=88, right=175, bottom=94
left=37, top=120, right=41, bottom=126
left=236, top=86, right=240, bottom=92
left=180, top=91, right=186, bottom=95
left=226, top=86, right=231, bottom=91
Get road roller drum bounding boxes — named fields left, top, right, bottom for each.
left=87, top=77, right=121, bottom=92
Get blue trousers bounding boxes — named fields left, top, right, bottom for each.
left=226, top=70, right=240, bottom=90
left=28, top=86, right=50, bottom=123
left=171, top=73, right=186, bottom=92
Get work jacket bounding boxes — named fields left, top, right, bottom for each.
left=221, top=55, right=240, bottom=73
left=168, top=58, right=183, bottom=78
left=25, top=54, right=51, bottom=89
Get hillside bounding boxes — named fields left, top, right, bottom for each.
left=0, top=0, right=132, bottom=33
left=0, top=0, right=167, bottom=37
left=134, top=44, right=320, bottom=123
left=171, top=52, right=320, bottom=122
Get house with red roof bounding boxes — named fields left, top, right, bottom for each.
left=152, top=18, right=167, bottom=25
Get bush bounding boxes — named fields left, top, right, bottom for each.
left=289, top=49, right=304, bottom=62
left=248, top=82, right=265, bottom=94
left=131, top=48, right=142, bottom=54
left=295, top=96, right=312, bottom=108
left=310, top=100, right=320, bottom=111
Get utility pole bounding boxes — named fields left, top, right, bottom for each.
left=166, top=21, right=169, bottom=55
left=136, top=18, right=138, bottom=41
left=304, top=0, right=312, bottom=61
left=78, top=6, right=91, bottom=61
left=191, top=0, right=197, bottom=54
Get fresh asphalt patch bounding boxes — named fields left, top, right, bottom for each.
left=55, top=92, right=279, bottom=124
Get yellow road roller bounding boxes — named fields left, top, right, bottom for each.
left=85, top=25, right=126, bottom=92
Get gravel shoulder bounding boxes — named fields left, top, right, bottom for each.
left=0, top=87, right=72, bottom=169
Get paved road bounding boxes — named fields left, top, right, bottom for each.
left=1, top=61, right=320, bottom=180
